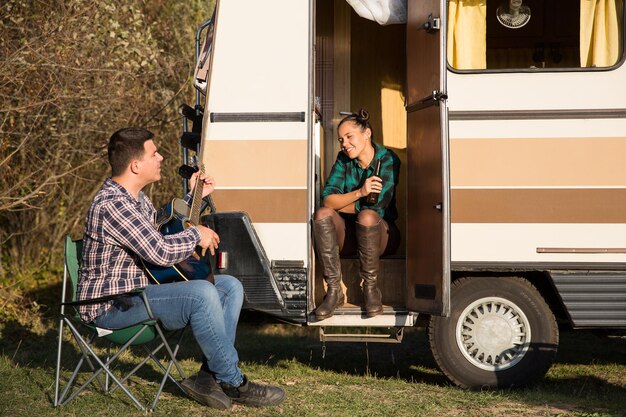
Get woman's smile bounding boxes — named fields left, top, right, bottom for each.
left=342, top=143, right=356, bottom=155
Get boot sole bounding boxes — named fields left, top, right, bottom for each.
left=232, top=390, right=286, bottom=407
left=181, top=379, right=232, bottom=410
left=315, top=300, right=345, bottom=320
left=365, top=308, right=383, bottom=318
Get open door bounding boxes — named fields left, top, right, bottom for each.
left=405, top=0, right=450, bottom=316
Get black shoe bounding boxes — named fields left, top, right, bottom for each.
left=220, top=375, right=285, bottom=407
left=180, top=369, right=232, bottom=410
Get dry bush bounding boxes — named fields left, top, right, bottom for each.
left=0, top=0, right=213, bottom=281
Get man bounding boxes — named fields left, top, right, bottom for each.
left=77, top=127, right=285, bottom=409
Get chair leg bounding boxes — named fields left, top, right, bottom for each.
left=150, top=346, right=179, bottom=412
left=149, top=324, right=186, bottom=411
left=105, top=343, right=111, bottom=392
left=56, top=317, right=188, bottom=412
left=106, top=326, right=186, bottom=411
left=63, top=320, right=146, bottom=411
left=109, top=343, right=164, bottom=394
left=54, top=318, right=65, bottom=406
left=56, top=317, right=106, bottom=406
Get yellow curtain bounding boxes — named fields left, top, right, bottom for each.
left=580, top=0, right=624, bottom=67
left=447, top=0, right=487, bottom=69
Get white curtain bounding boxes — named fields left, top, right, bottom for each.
left=345, top=0, right=407, bottom=25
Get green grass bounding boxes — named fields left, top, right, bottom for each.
left=1, top=309, right=626, bottom=417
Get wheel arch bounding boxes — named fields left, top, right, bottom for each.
left=450, top=270, right=571, bottom=326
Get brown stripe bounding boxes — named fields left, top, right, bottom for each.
left=204, top=140, right=307, bottom=187
left=211, top=189, right=307, bottom=223
left=453, top=188, right=626, bottom=223
left=451, top=137, right=626, bottom=187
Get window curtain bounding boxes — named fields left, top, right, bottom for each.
left=447, top=0, right=487, bottom=69
left=580, top=0, right=624, bottom=67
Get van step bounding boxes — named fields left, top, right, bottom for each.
left=319, top=327, right=404, bottom=344
left=307, top=310, right=418, bottom=327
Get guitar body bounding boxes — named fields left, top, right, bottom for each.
left=143, top=198, right=213, bottom=285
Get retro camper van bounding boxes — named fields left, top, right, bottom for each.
left=181, top=0, right=626, bottom=389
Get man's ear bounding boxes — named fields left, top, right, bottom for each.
left=129, top=159, right=141, bottom=175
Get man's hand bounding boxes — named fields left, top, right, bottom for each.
left=196, top=224, right=220, bottom=256
left=189, top=172, right=216, bottom=198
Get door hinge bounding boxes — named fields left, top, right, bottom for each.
left=406, top=90, right=448, bottom=113
left=421, top=90, right=448, bottom=106
left=421, top=14, right=441, bottom=33
left=430, top=90, right=448, bottom=102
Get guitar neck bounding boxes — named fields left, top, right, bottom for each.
left=188, top=124, right=217, bottom=224
left=188, top=169, right=217, bottom=225
left=189, top=174, right=204, bottom=225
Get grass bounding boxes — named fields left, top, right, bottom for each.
left=1, top=279, right=626, bottom=416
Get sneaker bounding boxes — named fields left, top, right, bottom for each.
left=220, top=375, right=285, bottom=407
left=180, top=369, right=232, bottom=410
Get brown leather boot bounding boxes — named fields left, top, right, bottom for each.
left=356, top=221, right=383, bottom=317
left=313, top=216, right=344, bottom=320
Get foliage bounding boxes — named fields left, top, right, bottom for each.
left=0, top=0, right=214, bottom=280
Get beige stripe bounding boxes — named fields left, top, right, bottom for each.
left=203, top=140, right=307, bottom=187
left=453, top=188, right=626, bottom=223
left=211, top=189, right=307, bottom=223
left=451, top=137, right=626, bottom=187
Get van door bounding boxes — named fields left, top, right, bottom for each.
left=405, top=0, right=451, bottom=316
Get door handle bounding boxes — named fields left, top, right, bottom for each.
left=433, top=203, right=442, bottom=211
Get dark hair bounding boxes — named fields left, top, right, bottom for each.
left=108, top=127, right=154, bottom=177
left=338, top=108, right=374, bottom=141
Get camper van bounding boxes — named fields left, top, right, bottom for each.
left=181, top=0, right=626, bottom=389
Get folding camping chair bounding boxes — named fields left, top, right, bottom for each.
left=54, top=235, right=187, bottom=412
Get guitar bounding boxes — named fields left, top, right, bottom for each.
left=143, top=162, right=217, bottom=285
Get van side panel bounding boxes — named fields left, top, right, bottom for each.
left=448, top=65, right=626, bottom=265
left=202, top=0, right=311, bottom=265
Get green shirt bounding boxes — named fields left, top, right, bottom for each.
left=322, top=142, right=400, bottom=221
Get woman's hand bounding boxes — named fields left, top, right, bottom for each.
left=324, top=176, right=382, bottom=212
left=190, top=172, right=216, bottom=198
left=359, top=175, right=382, bottom=197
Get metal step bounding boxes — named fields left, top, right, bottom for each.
left=319, top=326, right=404, bottom=344
left=307, top=309, right=418, bottom=327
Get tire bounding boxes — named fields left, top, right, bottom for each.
left=428, top=276, right=559, bottom=389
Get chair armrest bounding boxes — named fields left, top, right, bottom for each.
left=63, top=288, right=145, bottom=306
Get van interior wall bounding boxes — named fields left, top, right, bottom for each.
left=350, top=12, right=407, bottom=257
left=314, top=1, right=407, bottom=308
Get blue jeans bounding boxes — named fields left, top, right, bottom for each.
left=94, top=275, right=244, bottom=386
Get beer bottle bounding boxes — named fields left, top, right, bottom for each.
left=366, top=159, right=382, bottom=204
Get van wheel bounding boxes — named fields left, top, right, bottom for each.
left=428, top=276, right=558, bottom=389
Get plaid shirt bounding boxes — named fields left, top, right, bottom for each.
left=77, top=178, right=201, bottom=322
left=322, top=142, right=400, bottom=221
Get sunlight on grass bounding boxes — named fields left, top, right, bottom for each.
left=1, top=319, right=625, bottom=417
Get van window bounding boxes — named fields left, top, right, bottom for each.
left=447, top=0, right=624, bottom=70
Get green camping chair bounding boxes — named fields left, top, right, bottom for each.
left=54, top=235, right=187, bottom=411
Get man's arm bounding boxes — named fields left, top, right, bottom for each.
left=105, top=199, right=200, bottom=267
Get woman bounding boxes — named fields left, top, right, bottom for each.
left=314, top=109, right=400, bottom=319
